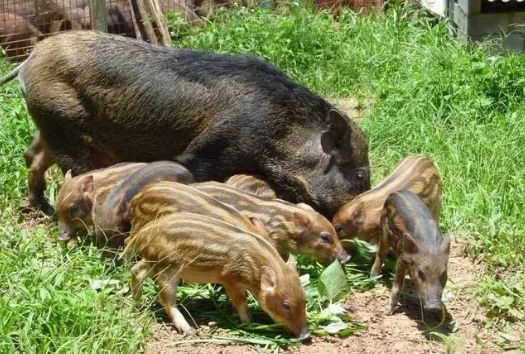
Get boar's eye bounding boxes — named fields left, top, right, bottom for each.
left=417, top=270, right=426, bottom=282
left=319, top=232, right=333, bottom=244
left=280, top=300, right=291, bottom=312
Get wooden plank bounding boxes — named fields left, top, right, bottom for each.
left=89, top=0, right=108, bottom=32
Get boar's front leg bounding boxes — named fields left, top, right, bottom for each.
left=24, top=135, right=56, bottom=216
left=157, top=271, right=193, bottom=333
left=386, top=259, right=408, bottom=315
left=223, top=281, right=251, bottom=323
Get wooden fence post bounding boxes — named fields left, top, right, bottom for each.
left=89, top=0, right=108, bottom=32
left=129, top=0, right=172, bottom=46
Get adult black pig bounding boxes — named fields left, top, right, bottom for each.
left=1, top=31, right=370, bottom=217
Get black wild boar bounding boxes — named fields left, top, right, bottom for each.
left=1, top=31, right=370, bottom=217
left=372, top=190, right=450, bottom=315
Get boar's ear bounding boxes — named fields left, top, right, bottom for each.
left=403, top=232, right=418, bottom=254
left=293, top=211, right=312, bottom=234
left=321, top=109, right=352, bottom=158
left=286, top=254, right=298, bottom=273
left=64, top=170, right=73, bottom=182
left=260, top=266, right=277, bottom=293
left=249, top=217, right=266, bottom=233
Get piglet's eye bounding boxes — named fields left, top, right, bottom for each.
left=417, top=270, right=426, bottom=282
left=70, top=204, right=82, bottom=219
left=320, top=233, right=333, bottom=244
left=281, top=300, right=291, bottom=312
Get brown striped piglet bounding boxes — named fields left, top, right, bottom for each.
left=121, top=212, right=310, bottom=340
left=56, top=161, right=193, bottom=246
left=372, top=190, right=450, bottom=315
left=225, top=174, right=277, bottom=199
left=192, top=182, right=348, bottom=264
left=332, top=155, right=442, bottom=245
left=95, top=161, right=193, bottom=245
left=128, top=180, right=268, bottom=241
left=56, top=162, right=146, bottom=242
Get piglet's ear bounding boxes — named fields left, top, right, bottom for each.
left=293, top=211, right=312, bottom=234
left=403, top=232, right=418, bottom=254
left=249, top=217, right=266, bottom=234
left=80, top=176, right=95, bottom=212
left=260, top=266, right=277, bottom=293
left=64, top=170, right=73, bottom=182
left=351, top=202, right=365, bottom=226
left=296, top=203, right=314, bottom=212
left=286, top=254, right=298, bottom=273
left=81, top=175, right=94, bottom=195
left=321, top=109, right=352, bottom=158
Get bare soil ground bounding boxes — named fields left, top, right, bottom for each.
left=332, top=96, right=371, bottom=120
left=142, top=236, right=522, bottom=354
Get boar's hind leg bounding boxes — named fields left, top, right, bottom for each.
left=386, top=259, right=408, bottom=315
left=25, top=135, right=56, bottom=216
left=223, top=281, right=251, bottom=323
left=157, top=271, right=193, bottom=333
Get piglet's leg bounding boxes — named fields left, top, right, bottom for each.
left=224, top=281, right=251, bottom=323
left=370, top=238, right=390, bottom=278
left=157, top=271, right=192, bottom=333
left=130, top=259, right=152, bottom=300
left=386, top=259, right=408, bottom=315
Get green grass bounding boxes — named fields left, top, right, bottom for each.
left=1, top=3, right=524, bottom=352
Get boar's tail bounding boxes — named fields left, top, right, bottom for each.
left=0, top=66, right=20, bottom=85
left=0, top=58, right=28, bottom=86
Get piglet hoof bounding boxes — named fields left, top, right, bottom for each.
left=370, top=269, right=381, bottom=279
left=385, top=305, right=396, bottom=316
left=239, top=312, right=252, bottom=324
left=174, top=321, right=194, bottom=335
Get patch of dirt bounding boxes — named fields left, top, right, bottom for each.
left=142, top=235, right=520, bottom=354
left=338, top=236, right=499, bottom=354
left=332, top=96, right=373, bottom=120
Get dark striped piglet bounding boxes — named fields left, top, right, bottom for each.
left=372, top=190, right=450, bottom=315
left=95, top=161, right=193, bottom=245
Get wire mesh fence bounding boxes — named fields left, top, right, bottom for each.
left=1, top=0, right=383, bottom=60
